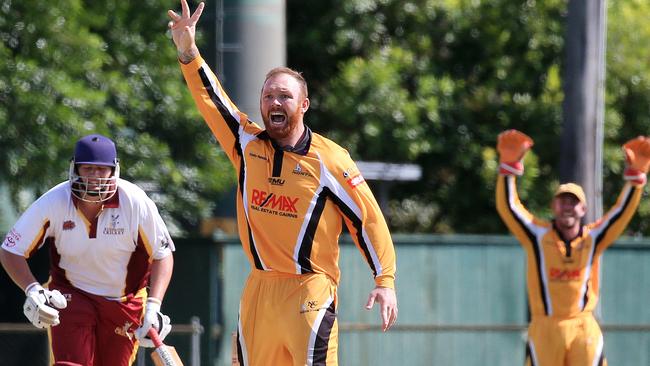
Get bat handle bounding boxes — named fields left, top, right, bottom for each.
left=148, top=327, right=165, bottom=348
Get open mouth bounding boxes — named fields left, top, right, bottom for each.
left=270, top=112, right=286, bottom=125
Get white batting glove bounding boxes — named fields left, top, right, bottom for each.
left=23, top=282, right=67, bottom=329
left=134, top=297, right=172, bottom=348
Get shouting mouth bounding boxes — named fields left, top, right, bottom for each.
left=269, top=111, right=286, bottom=126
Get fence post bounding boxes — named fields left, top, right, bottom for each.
left=190, top=316, right=202, bottom=366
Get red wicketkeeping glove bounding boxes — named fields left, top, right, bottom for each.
left=496, top=129, right=534, bottom=175
left=623, top=136, right=650, bottom=185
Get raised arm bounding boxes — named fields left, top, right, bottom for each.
left=495, top=129, right=540, bottom=242
left=168, top=0, right=261, bottom=166
left=590, top=136, right=650, bottom=246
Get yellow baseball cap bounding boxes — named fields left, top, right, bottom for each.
left=553, top=183, right=587, bottom=206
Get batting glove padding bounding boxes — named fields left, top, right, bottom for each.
left=496, top=129, right=534, bottom=175
left=623, top=136, right=650, bottom=185
left=135, top=298, right=172, bottom=348
left=23, top=282, right=67, bottom=329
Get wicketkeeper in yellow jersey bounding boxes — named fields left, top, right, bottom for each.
left=167, top=1, right=398, bottom=365
left=495, top=129, right=650, bottom=366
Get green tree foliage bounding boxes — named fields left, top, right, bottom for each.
left=0, top=0, right=234, bottom=234
left=288, top=0, right=650, bottom=234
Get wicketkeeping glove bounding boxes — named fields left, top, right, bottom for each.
left=623, top=136, right=650, bottom=185
left=23, top=282, right=67, bottom=329
left=134, top=297, right=172, bottom=348
left=496, top=129, right=534, bottom=175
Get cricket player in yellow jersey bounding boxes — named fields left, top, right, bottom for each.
left=167, top=1, right=397, bottom=365
left=495, top=129, right=650, bottom=366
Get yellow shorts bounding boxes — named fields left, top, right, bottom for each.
left=525, top=313, right=607, bottom=366
left=235, top=270, right=338, bottom=366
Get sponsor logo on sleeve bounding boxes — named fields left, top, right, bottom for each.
left=342, top=166, right=359, bottom=179
left=346, top=174, right=365, bottom=189
left=3, top=228, right=21, bottom=247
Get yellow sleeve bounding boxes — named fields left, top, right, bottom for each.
left=588, top=181, right=644, bottom=250
left=495, top=174, right=541, bottom=248
left=180, top=55, right=263, bottom=166
left=325, top=149, right=396, bottom=289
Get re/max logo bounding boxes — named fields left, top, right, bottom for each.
left=549, top=268, right=581, bottom=281
left=251, top=189, right=298, bottom=213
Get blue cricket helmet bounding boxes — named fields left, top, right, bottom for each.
left=73, top=134, right=118, bottom=166
left=69, top=134, right=120, bottom=202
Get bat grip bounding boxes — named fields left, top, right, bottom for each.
left=148, top=327, right=165, bottom=348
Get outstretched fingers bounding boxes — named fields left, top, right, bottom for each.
left=191, top=2, right=205, bottom=23
left=181, top=0, right=190, bottom=18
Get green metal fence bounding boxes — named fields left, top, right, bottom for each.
left=1, top=234, right=649, bottom=365
left=218, top=234, right=650, bottom=365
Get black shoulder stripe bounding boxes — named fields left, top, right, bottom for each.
left=198, top=67, right=240, bottom=139
left=594, top=187, right=635, bottom=249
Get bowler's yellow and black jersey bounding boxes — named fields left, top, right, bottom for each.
left=496, top=174, right=643, bottom=318
left=181, top=56, right=396, bottom=289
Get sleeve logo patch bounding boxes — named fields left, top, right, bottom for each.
left=346, top=174, right=365, bottom=188
left=2, top=228, right=21, bottom=247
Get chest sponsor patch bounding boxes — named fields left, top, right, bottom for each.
left=268, top=177, right=285, bottom=186
left=250, top=188, right=299, bottom=218
left=549, top=267, right=582, bottom=282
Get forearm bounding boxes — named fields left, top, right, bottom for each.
left=0, top=249, right=37, bottom=292
left=148, top=255, right=174, bottom=302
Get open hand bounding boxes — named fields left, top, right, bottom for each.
left=168, top=0, right=205, bottom=61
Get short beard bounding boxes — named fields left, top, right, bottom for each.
left=263, top=113, right=301, bottom=143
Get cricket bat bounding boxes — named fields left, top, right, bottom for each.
left=148, top=328, right=184, bottom=366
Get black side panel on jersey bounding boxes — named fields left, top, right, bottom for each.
left=328, top=193, right=377, bottom=277
left=504, top=176, right=550, bottom=315
left=297, top=188, right=330, bottom=274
